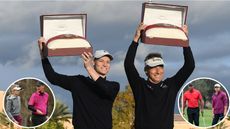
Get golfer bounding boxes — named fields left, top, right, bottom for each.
left=183, top=84, right=204, bottom=126
left=124, top=23, right=195, bottom=129
left=5, top=84, right=23, bottom=125
left=38, top=37, right=120, bottom=129
left=28, top=81, right=49, bottom=126
left=212, top=83, right=228, bottom=125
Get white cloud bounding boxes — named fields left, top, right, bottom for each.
left=187, top=2, right=229, bottom=25
left=110, top=60, right=125, bottom=76
left=5, top=40, right=40, bottom=69
left=109, top=46, right=146, bottom=77
left=0, top=1, right=141, bottom=31
left=191, top=31, right=230, bottom=62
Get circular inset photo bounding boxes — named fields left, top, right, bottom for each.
left=3, top=77, right=55, bottom=128
left=178, top=77, right=229, bottom=128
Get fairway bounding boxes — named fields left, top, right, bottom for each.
left=183, top=109, right=214, bottom=127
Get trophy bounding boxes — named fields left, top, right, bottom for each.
left=40, top=14, right=93, bottom=56
left=141, top=2, right=188, bottom=47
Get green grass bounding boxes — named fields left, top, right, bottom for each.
left=183, top=109, right=214, bottom=127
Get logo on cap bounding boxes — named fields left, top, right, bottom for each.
left=94, top=50, right=113, bottom=60
left=145, top=57, right=164, bottom=67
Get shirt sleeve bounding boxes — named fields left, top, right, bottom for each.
left=28, top=93, right=37, bottom=112
left=198, top=91, right=203, bottom=100
left=124, top=41, right=143, bottom=99
left=46, top=94, right=49, bottom=115
left=170, top=47, right=195, bottom=91
left=28, top=93, right=45, bottom=113
left=28, top=105, right=36, bottom=112
left=212, top=95, right=215, bottom=108
left=5, top=98, right=15, bottom=121
left=222, top=92, right=228, bottom=106
left=94, top=77, right=120, bottom=100
left=183, top=93, right=187, bottom=105
left=41, top=58, right=77, bottom=91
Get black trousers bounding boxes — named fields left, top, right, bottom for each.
left=212, top=113, right=224, bottom=125
left=187, top=107, right=199, bottom=126
left=32, top=114, right=47, bottom=126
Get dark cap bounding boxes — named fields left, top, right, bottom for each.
left=189, top=84, right=193, bottom=87
left=36, top=81, right=44, bottom=87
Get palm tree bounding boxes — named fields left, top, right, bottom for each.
left=210, top=118, right=230, bottom=129
left=215, top=121, right=228, bottom=129
left=50, top=101, right=72, bottom=123
left=0, top=112, right=14, bottom=129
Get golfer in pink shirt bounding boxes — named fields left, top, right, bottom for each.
left=28, top=81, right=49, bottom=126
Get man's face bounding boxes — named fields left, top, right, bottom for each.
left=36, top=85, right=45, bottom=93
left=189, top=86, right=194, bottom=92
left=147, top=66, right=164, bottom=84
left=214, top=87, right=220, bottom=92
left=94, top=56, right=111, bottom=76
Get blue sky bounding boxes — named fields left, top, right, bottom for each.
left=0, top=1, right=230, bottom=112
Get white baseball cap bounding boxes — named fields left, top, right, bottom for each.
left=12, top=84, right=22, bottom=91
left=214, top=83, right=221, bottom=88
left=145, top=57, right=164, bottom=67
left=94, top=50, right=113, bottom=60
